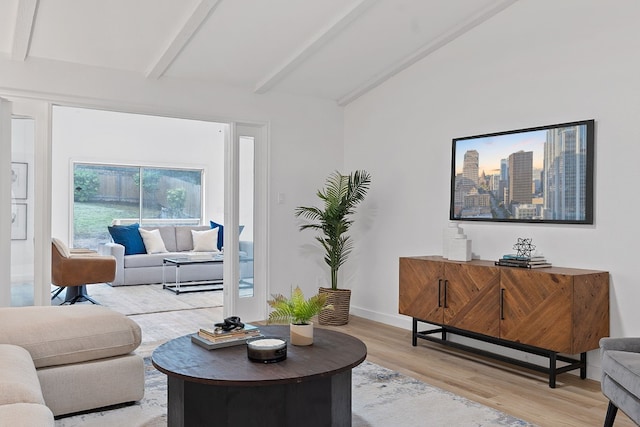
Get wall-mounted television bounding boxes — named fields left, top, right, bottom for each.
left=450, top=119, right=595, bottom=225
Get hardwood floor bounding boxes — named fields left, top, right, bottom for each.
left=52, top=282, right=631, bottom=427
left=321, top=316, right=633, bottom=427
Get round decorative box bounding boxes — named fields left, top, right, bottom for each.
left=247, top=337, right=287, bottom=363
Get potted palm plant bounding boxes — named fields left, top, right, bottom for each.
left=295, top=170, right=372, bottom=325
left=267, top=286, right=333, bottom=345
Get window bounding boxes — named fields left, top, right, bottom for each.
left=73, top=163, right=203, bottom=249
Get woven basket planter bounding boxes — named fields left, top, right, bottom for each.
left=318, top=287, right=351, bottom=326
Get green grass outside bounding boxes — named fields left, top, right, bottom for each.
left=73, top=201, right=162, bottom=248
left=73, top=201, right=139, bottom=238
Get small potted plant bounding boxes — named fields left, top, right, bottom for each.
left=267, top=286, right=333, bottom=346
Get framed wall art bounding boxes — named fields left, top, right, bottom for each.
left=11, top=203, right=27, bottom=240
left=11, top=162, right=28, bottom=200
left=450, top=120, right=594, bottom=225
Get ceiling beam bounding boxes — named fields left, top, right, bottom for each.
left=146, top=0, right=221, bottom=79
left=337, top=0, right=519, bottom=106
left=11, top=0, right=38, bottom=61
left=254, top=0, right=378, bottom=95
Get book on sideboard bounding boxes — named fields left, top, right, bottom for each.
left=501, top=254, right=546, bottom=261
left=526, top=263, right=553, bottom=268
left=495, top=259, right=552, bottom=269
left=496, top=253, right=551, bottom=268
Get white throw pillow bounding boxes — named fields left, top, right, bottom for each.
left=192, top=228, right=219, bottom=252
left=139, top=228, right=168, bottom=254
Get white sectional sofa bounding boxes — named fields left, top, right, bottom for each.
left=101, top=224, right=253, bottom=286
left=0, top=305, right=144, bottom=423
left=0, top=344, right=55, bottom=425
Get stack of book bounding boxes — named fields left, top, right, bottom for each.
left=191, top=323, right=262, bottom=350
left=495, top=254, right=552, bottom=269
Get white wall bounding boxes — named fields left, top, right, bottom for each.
left=343, top=0, right=640, bottom=379
left=0, top=56, right=344, bottom=301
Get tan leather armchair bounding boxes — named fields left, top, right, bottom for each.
left=51, top=238, right=116, bottom=304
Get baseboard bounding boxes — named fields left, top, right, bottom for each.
left=349, top=305, right=412, bottom=330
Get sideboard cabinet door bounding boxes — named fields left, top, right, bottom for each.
left=444, top=262, right=500, bottom=337
left=499, top=268, right=573, bottom=353
left=399, top=257, right=500, bottom=337
left=399, top=257, right=443, bottom=323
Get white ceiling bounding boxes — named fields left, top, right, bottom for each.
left=0, top=0, right=518, bottom=106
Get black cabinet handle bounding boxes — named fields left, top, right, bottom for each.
left=444, top=280, right=449, bottom=308
left=438, top=279, right=442, bottom=307
left=500, top=288, right=505, bottom=320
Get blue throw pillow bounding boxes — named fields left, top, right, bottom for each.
left=210, top=221, right=245, bottom=251
left=108, top=223, right=146, bottom=255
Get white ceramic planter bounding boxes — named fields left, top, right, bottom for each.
left=290, top=322, right=314, bottom=346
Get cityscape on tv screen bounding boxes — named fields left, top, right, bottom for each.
left=451, top=122, right=592, bottom=223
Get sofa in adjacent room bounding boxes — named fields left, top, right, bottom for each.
left=0, top=305, right=144, bottom=423
left=101, top=223, right=253, bottom=287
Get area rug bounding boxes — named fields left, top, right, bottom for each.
left=77, top=283, right=224, bottom=316
left=55, top=359, right=535, bottom=427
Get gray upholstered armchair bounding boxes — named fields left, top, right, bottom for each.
left=600, top=337, right=640, bottom=426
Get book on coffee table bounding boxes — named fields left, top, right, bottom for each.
left=190, top=332, right=262, bottom=350
left=198, top=323, right=261, bottom=342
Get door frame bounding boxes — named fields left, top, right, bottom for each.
left=0, top=98, right=12, bottom=306
left=2, top=93, right=269, bottom=312
left=0, top=98, right=51, bottom=307
left=16, top=101, right=51, bottom=306
left=223, top=122, right=268, bottom=322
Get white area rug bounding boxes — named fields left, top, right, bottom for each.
left=352, top=362, right=535, bottom=427
left=72, top=283, right=224, bottom=316
left=56, top=359, right=535, bottom=427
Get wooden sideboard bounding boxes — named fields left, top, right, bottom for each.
left=399, top=256, right=609, bottom=387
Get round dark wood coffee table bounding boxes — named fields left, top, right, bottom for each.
left=152, top=325, right=367, bottom=427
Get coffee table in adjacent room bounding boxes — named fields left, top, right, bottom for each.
left=152, top=325, right=367, bottom=427
left=162, top=255, right=224, bottom=294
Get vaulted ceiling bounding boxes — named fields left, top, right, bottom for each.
left=0, top=0, right=517, bottom=105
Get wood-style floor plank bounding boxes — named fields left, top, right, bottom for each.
left=67, top=283, right=631, bottom=427
left=320, top=316, right=633, bottom=427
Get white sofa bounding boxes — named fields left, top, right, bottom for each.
left=0, top=305, right=144, bottom=423
left=101, top=225, right=253, bottom=286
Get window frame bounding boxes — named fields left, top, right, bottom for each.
left=71, top=161, right=205, bottom=249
